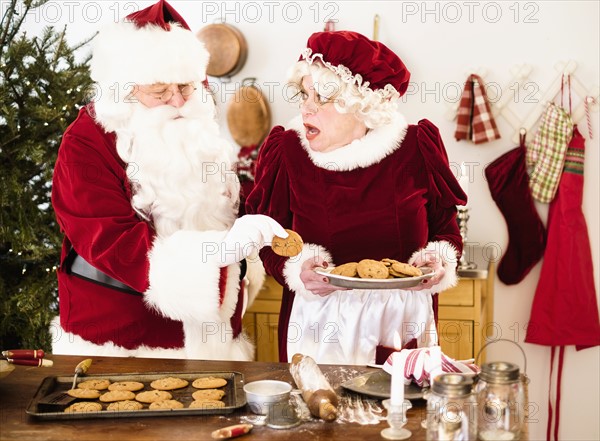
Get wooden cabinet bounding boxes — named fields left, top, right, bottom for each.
left=242, top=276, right=283, bottom=362
left=438, top=255, right=495, bottom=362
left=243, top=253, right=495, bottom=363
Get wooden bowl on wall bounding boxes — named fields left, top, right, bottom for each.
left=227, top=79, right=271, bottom=147
left=197, top=23, right=248, bottom=78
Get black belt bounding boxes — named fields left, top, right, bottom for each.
left=66, top=250, right=142, bottom=296
left=65, top=249, right=247, bottom=296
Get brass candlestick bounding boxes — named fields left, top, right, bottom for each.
left=457, top=207, right=476, bottom=270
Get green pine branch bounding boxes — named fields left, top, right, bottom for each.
left=1, top=0, right=93, bottom=350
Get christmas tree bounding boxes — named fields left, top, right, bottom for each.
left=0, top=0, right=93, bottom=350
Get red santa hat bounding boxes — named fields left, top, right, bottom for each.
left=90, top=0, right=208, bottom=86
left=299, top=31, right=411, bottom=100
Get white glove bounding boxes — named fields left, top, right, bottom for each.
left=219, top=215, right=288, bottom=267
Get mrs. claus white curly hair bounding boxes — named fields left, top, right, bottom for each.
left=287, top=60, right=399, bottom=129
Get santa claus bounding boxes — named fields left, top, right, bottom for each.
left=50, top=0, right=285, bottom=360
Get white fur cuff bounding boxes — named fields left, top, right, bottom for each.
left=282, top=243, right=332, bottom=296
left=408, top=240, right=459, bottom=294
left=145, top=230, right=229, bottom=323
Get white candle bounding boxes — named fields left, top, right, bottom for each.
left=390, top=351, right=406, bottom=406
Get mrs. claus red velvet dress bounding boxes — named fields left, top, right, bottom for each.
left=246, top=113, right=466, bottom=364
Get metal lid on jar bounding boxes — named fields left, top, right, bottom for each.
left=432, top=373, right=473, bottom=397
left=479, top=361, right=520, bottom=384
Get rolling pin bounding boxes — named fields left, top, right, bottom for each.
left=289, top=353, right=338, bottom=421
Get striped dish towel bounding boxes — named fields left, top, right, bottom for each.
left=455, top=74, right=501, bottom=144
left=382, top=347, right=479, bottom=387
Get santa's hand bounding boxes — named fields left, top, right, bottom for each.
left=300, top=257, right=347, bottom=297
left=219, top=215, right=287, bottom=267
left=405, top=250, right=446, bottom=291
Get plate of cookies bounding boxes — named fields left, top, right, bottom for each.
left=315, top=258, right=434, bottom=290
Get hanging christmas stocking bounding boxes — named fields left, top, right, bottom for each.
left=485, top=135, right=546, bottom=285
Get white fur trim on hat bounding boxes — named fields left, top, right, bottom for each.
left=408, top=240, right=459, bottom=294
left=91, top=22, right=209, bottom=86
left=301, top=47, right=400, bottom=102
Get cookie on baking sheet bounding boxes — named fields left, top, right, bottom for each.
left=192, top=376, right=227, bottom=389
left=330, top=262, right=358, bottom=277
left=64, top=402, right=103, bottom=413
left=67, top=388, right=102, bottom=399
left=108, top=381, right=145, bottom=392
left=391, top=262, right=423, bottom=278
left=106, top=400, right=144, bottom=411
left=149, top=399, right=185, bottom=410
left=76, top=379, right=111, bottom=390
left=189, top=399, right=226, bottom=409
left=192, top=389, right=226, bottom=401
left=357, top=259, right=389, bottom=279
left=150, top=377, right=189, bottom=391
left=135, top=390, right=172, bottom=403
left=271, top=229, right=303, bottom=257
left=99, top=390, right=136, bottom=402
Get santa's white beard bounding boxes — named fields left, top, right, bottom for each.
left=113, top=91, right=240, bottom=237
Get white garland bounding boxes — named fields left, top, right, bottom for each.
left=300, top=47, right=401, bottom=103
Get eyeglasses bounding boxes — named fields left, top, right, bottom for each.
left=137, top=83, right=197, bottom=102
left=290, top=89, right=337, bottom=109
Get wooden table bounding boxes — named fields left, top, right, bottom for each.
left=0, top=355, right=429, bottom=440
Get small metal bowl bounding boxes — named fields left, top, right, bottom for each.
left=243, top=380, right=292, bottom=415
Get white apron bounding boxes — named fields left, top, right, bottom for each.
left=287, top=288, right=438, bottom=365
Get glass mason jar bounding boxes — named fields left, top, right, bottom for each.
left=426, top=373, right=477, bottom=440
left=475, top=361, right=525, bottom=440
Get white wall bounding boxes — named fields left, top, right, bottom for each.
left=18, top=1, right=599, bottom=439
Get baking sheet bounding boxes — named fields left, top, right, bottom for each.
left=26, top=371, right=245, bottom=420
left=341, top=370, right=425, bottom=400
left=316, top=267, right=434, bottom=290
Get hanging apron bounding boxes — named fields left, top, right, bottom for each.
left=288, top=288, right=438, bottom=365
left=525, top=125, right=600, bottom=440
left=526, top=125, right=600, bottom=348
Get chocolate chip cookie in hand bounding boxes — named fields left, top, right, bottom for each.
left=271, top=229, right=303, bottom=257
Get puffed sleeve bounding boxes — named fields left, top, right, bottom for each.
left=245, top=126, right=292, bottom=286
left=409, top=119, right=467, bottom=292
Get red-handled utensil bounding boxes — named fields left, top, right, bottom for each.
left=6, top=358, right=53, bottom=367
left=211, top=423, right=253, bottom=439
left=2, top=349, right=45, bottom=359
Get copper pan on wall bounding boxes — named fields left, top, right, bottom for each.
left=196, top=21, right=248, bottom=78
left=227, top=78, right=271, bottom=148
